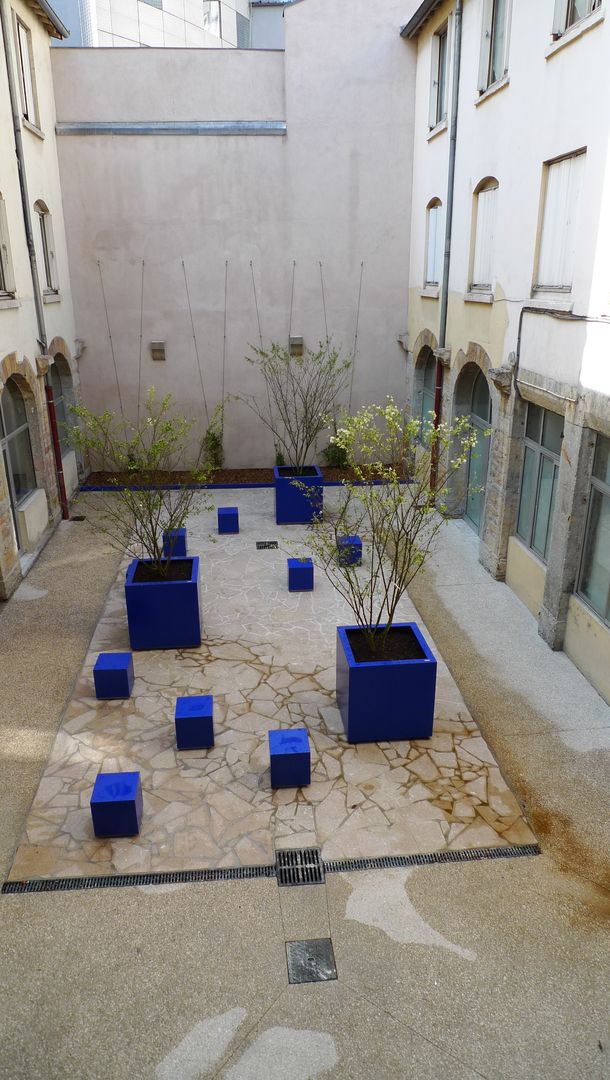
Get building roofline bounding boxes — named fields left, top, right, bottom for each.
left=25, top=0, right=69, bottom=39
left=400, top=0, right=445, bottom=39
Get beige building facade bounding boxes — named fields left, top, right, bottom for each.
left=403, top=0, right=610, bottom=701
left=0, top=0, right=80, bottom=599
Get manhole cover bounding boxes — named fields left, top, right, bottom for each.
left=286, top=938, right=337, bottom=984
left=256, top=541, right=278, bottom=550
left=276, top=847, right=325, bottom=886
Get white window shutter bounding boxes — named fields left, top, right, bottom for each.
left=538, top=154, right=584, bottom=288
left=552, top=0, right=569, bottom=35
left=0, top=200, right=16, bottom=294
left=426, top=205, right=441, bottom=284
left=428, top=34, right=439, bottom=128
left=17, top=22, right=35, bottom=122
left=478, top=0, right=493, bottom=91
left=473, top=186, right=497, bottom=289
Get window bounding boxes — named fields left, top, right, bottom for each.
left=429, top=23, right=449, bottom=128
left=34, top=201, right=57, bottom=292
left=0, top=196, right=16, bottom=296
left=49, top=357, right=74, bottom=454
left=535, top=151, right=585, bottom=291
left=478, top=0, right=511, bottom=92
left=552, top=0, right=602, bottom=37
left=425, top=199, right=443, bottom=286
left=420, top=353, right=436, bottom=437
left=0, top=378, right=37, bottom=514
left=202, top=1, right=221, bottom=36
left=15, top=18, right=37, bottom=125
left=471, top=179, right=498, bottom=291
left=578, top=435, right=610, bottom=626
left=516, top=403, right=563, bottom=561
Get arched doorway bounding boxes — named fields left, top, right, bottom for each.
left=49, top=355, right=74, bottom=453
left=0, top=377, right=37, bottom=551
left=465, top=369, right=492, bottom=532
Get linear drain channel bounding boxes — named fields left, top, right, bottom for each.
left=1, top=844, right=540, bottom=895
left=256, top=541, right=278, bottom=550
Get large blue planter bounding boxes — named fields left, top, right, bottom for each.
left=273, top=465, right=323, bottom=525
left=125, top=556, right=201, bottom=651
left=336, top=622, right=436, bottom=743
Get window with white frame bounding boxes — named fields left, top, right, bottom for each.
left=516, top=403, right=563, bottom=562
left=552, top=0, right=602, bottom=37
left=15, top=18, right=38, bottom=125
left=425, top=199, right=443, bottom=286
left=34, top=201, right=57, bottom=292
left=471, top=178, right=498, bottom=291
left=429, top=22, right=449, bottom=128
left=478, top=0, right=511, bottom=92
left=578, top=434, right=610, bottom=626
left=0, top=196, right=16, bottom=297
left=535, top=151, right=585, bottom=291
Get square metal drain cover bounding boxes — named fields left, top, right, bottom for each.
left=286, top=938, right=337, bottom=984
left=256, top=541, right=278, bottom=550
left=276, top=847, right=325, bottom=886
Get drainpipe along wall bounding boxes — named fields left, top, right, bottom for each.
left=0, top=0, right=69, bottom=519
left=431, top=0, right=463, bottom=489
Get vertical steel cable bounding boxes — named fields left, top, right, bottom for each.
left=97, top=259, right=125, bottom=420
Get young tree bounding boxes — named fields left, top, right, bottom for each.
left=300, top=398, right=481, bottom=657
left=237, top=341, right=352, bottom=470
left=69, top=388, right=215, bottom=577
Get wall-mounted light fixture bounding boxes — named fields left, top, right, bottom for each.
left=289, top=335, right=303, bottom=357
left=150, top=341, right=166, bottom=362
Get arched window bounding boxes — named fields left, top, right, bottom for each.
left=34, top=200, right=58, bottom=293
left=470, top=178, right=498, bottom=292
left=49, top=356, right=74, bottom=454
left=465, top=370, right=491, bottom=532
left=0, top=377, right=37, bottom=511
left=425, top=199, right=443, bottom=287
left=421, top=352, right=437, bottom=429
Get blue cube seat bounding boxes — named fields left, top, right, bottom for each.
left=269, top=728, right=311, bottom=788
left=175, top=695, right=214, bottom=750
left=93, top=652, right=134, bottom=700
left=163, top=528, right=187, bottom=557
left=337, top=535, right=362, bottom=567
left=218, top=507, right=239, bottom=534
left=287, top=557, right=314, bottom=592
left=90, top=771, right=143, bottom=837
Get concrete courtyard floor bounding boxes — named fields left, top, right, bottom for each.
left=0, top=497, right=608, bottom=1079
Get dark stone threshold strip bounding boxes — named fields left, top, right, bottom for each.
left=1, top=844, right=541, bottom=896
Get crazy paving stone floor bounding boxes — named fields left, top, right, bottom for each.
left=9, top=489, right=537, bottom=880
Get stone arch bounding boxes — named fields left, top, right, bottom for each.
left=1, top=354, right=47, bottom=496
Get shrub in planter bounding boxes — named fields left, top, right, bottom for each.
left=235, top=341, right=351, bottom=524
left=302, top=398, right=480, bottom=742
left=69, top=388, right=215, bottom=650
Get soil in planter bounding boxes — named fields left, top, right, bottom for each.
left=133, top=558, right=194, bottom=583
left=276, top=466, right=319, bottom=477
left=346, top=626, right=426, bottom=663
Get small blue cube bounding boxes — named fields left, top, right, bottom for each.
left=175, top=695, right=214, bottom=750
left=162, top=528, right=187, bottom=557
left=218, top=507, right=239, bottom=534
left=90, top=771, right=143, bottom=837
left=269, top=728, right=311, bottom=788
left=93, top=652, right=134, bottom=700
left=287, top=557, right=314, bottom=592
left=337, top=535, right=362, bottom=566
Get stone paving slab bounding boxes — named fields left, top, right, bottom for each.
left=9, top=490, right=536, bottom=881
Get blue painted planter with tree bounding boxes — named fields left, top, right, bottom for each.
left=336, top=622, right=436, bottom=743
left=273, top=465, right=323, bottom=525
left=125, top=556, right=201, bottom=651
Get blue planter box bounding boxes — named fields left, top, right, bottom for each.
left=218, top=506, right=239, bottom=534
left=90, top=771, right=143, bottom=837
left=125, top=556, right=201, bottom=651
left=269, top=728, right=311, bottom=788
left=93, top=652, right=134, bottom=699
left=336, top=622, right=436, bottom=743
left=175, top=695, right=214, bottom=750
left=287, top=557, right=314, bottom=592
left=337, top=535, right=362, bottom=566
left=163, top=528, right=187, bottom=557
left=273, top=465, right=323, bottom=525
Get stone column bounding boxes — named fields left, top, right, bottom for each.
left=538, top=402, right=595, bottom=650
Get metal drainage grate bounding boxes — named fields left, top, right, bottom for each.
left=1, top=863, right=276, bottom=895
left=323, top=843, right=542, bottom=875
left=70, top=515, right=86, bottom=522
left=286, top=938, right=337, bottom=984
left=276, top=847, right=325, bottom=887
left=256, top=540, right=278, bottom=550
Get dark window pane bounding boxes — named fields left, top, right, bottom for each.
left=580, top=488, right=610, bottom=621
left=541, top=409, right=563, bottom=455
left=592, top=434, right=610, bottom=486
left=526, top=402, right=542, bottom=443
left=517, top=445, right=536, bottom=542
left=489, top=0, right=507, bottom=84
left=7, top=426, right=36, bottom=501
left=471, top=371, right=491, bottom=422
left=1, top=378, right=28, bottom=435
left=423, top=355, right=436, bottom=391
left=532, top=457, right=557, bottom=559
